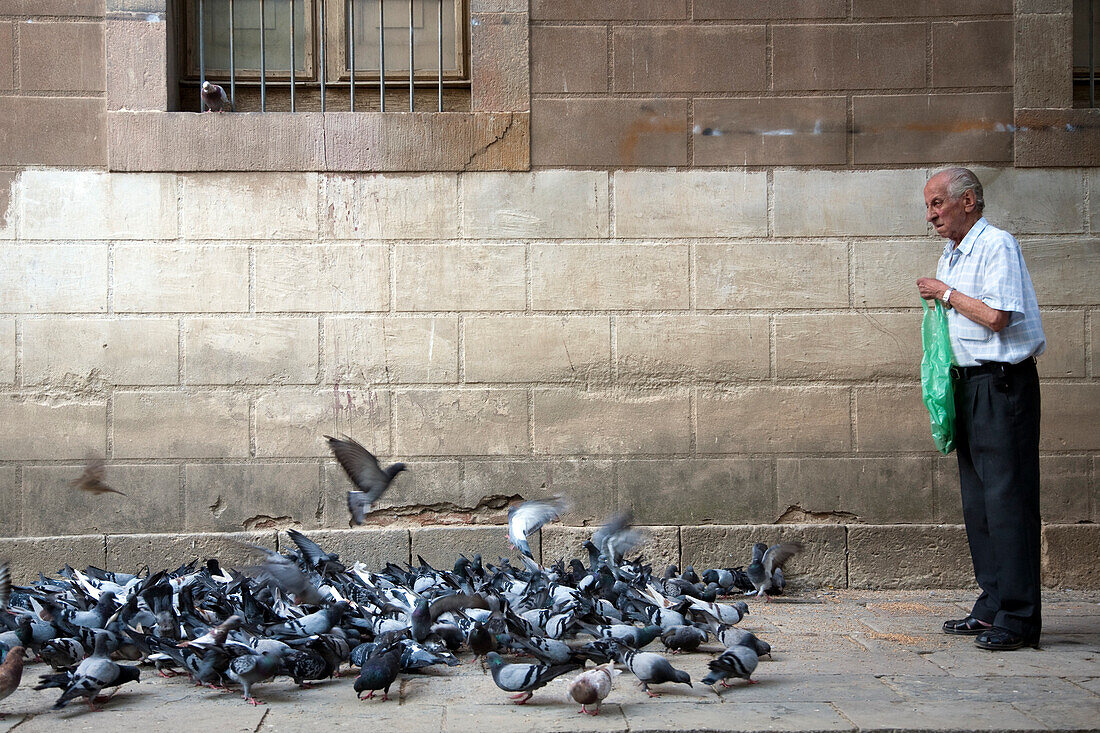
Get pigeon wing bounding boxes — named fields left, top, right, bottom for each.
left=762, top=542, right=802, bottom=576
left=326, top=435, right=390, bottom=502
left=286, top=529, right=327, bottom=568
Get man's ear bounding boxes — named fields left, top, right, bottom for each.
left=961, top=189, right=977, bottom=213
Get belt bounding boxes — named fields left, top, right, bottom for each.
left=951, top=357, right=1035, bottom=380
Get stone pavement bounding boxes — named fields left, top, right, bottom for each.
left=1, top=589, right=1097, bottom=733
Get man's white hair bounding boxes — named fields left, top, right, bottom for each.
left=936, top=167, right=985, bottom=212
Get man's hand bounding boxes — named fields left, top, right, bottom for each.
left=916, top=277, right=949, bottom=301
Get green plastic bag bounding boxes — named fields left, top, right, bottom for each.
left=920, top=298, right=956, bottom=454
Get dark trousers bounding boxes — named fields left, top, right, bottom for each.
left=953, top=358, right=1042, bottom=639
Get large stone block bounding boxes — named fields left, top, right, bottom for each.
left=184, top=463, right=322, bottom=532
left=694, top=0, right=846, bottom=18
left=1090, top=170, right=1100, bottom=233
left=2, top=0, right=105, bottom=14
left=460, top=458, right=616, bottom=523
left=979, top=168, right=1086, bottom=235
left=693, top=97, right=847, bottom=166
left=1039, top=383, right=1100, bottom=450
left=932, top=454, right=963, bottom=524
left=777, top=458, right=934, bottom=524
left=323, top=460, right=463, bottom=526
left=848, top=525, right=973, bottom=589
left=852, top=93, right=1013, bottom=165
left=105, top=530, right=278, bottom=573
left=773, top=24, right=925, bottom=91
left=1043, top=524, right=1100, bottom=588
left=19, top=170, right=175, bottom=239
left=461, top=171, right=609, bottom=238
left=0, top=170, right=15, bottom=238
left=18, top=21, right=103, bottom=92
left=0, top=535, right=105, bottom=584
left=1015, top=12, right=1073, bottom=109
left=1039, top=456, right=1091, bottom=524
left=0, top=396, right=105, bottom=459
left=618, top=459, right=776, bottom=525
left=695, top=243, right=849, bottom=309
left=471, top=12, right=529, bottom=112
left=615, top=315, right=769, bottom=382
left=530, top=0, right=687, bottom=19
left=855, top=386, right=931, bottom=452
left=1037, top=310, right=1085, bottom=378
left=852, top=241, right=943, bottom=308
left=113, top=390, right=249, bottom=458
left=22, top=318, right=179, bottom=386
left=854, top=0, right=1010, bottom=14
left=532, top=390, right=690, bottom=455
left=182, top=317, right=319, bottom=385
left=394, top=244, right=525, bottom=311
left=0, top=244, right=107, bottom=313
left=323, top=174, right=459, bottom=240
left=106, top=17, right=167, bottom=110
left=614, top=170, right=767, bottom=238
left=181, top=173, right=319, bottom=239
left=773, top=169, right=928, bottom=237
left=531, top=98, right=688, bottom=167
left=0, top=465, right=19, bottom=536
left=531, top=244, right=689, bottom=310
left=255, top=388, right=390, bottom=458
left=542, top=525, right=679, bottom=571
left=697, top=387, right=852, bottom=453
left=612, top=25, right=765, bottom=93
left=0, top=96, right=105, bottom=166
left=0, top=317, right=13, bottom=384
left=279, top=528, right=411, bottom=571
left=325, top=316, right=458, bottom=384
left=113, top=244, right=249, bottom=312
left=1022, top=239, right=1098, bottom=305
left=23, top=464, right=179, bottom=535
left=393, top=389, right=528, bottom=456
left=680, top=524, right=846, bottom=588
left=0, top=22, right=13, bottom=90
left=410, top=525, right=532, bottom=566
left=931, top=20, right=1013, bottom=88
left=530, top=26, right=606, bottom=93
left=464, top=316, right=610, bottom=384
left=255, top=244, right=388, bottom=312
left=775, top=313, right=922, bottom=379
left=1014, top=108, right=1100, bottom=167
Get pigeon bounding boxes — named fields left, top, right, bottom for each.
left=0, top=645, right=24, bottom=704
left=567, top=663, right=619, bottom=716
left=325, top=435, right=407, bottom=526
left=485, top=651, right=579, bottom=704
left=286, top=529, right=345, bottom=575
left=241, top=545, right=325, bottom=606
left=591, top=511, right=645, bottom=568
left=39, top=638, right=85, bottom=670
left=201, top=80, right=232, bottom=112
left=716, top=626, right=772, bottom=658
left=614, top=645, right=692, bottom=697
left=0, top=562, right=9, bottom=609
left=660, top=625, right=707, bottom=654
left=284, top=649, right=332, bottom=687
left=686, top=598, right=749, bottom=628
left=69, top=456, right=125, bottom=496
left=354, top=644, right=401, bottom=701
left=701, top=644, right=759, bottom=690
left=227, top=649, right=285, bottom=705
left=507, top=497, right=570, bottom=559
left=746, top=542, right=802, bottom=599
left=41, top=632, right=140, bottom=710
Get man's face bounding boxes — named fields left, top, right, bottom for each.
left=924, top=174, right=975, bottom=243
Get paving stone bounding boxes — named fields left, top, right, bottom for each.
left=621, top=701, right=855, bottom=732
left=834, top=700, right=1050, bottom=731
left=880, top=674, right=1098, bottom=702
left=920, top=645, right=1100, bottom=678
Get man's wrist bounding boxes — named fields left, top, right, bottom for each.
left=942, top=288, right=954, bottom=307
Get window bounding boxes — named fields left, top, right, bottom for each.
left=177, top=0, right=470, bottom=112
left=1073, top=0, right=1099, bottom=107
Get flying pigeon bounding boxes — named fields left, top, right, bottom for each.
left=325, top=435, right=407, bottom=526
left=746, top=542, right=802, bottom=599
left=201, top=81, right=232, bottom=112
left=507, top=497, right=570, bottom=559
left=69, top=456, right=125, bottom=496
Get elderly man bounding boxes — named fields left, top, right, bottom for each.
left=917, top=168, right=1046, bottom=651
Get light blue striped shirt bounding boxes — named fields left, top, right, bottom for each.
left=935, top=217, right=1045, bottom=367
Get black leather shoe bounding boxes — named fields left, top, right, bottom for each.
left=975, top=627, right=1039, bottom=651
left=943, top=616, right=992, bottom=635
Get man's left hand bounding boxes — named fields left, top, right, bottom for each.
left=917, top=277, right=948, bottom=301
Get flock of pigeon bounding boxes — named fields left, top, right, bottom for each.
left=0, top=434, right=803, bottom=716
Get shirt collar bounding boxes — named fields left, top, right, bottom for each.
left=954, top=217, right=988, bottom=256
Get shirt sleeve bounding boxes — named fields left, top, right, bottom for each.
left=978, top=236, right=1024, bottom=315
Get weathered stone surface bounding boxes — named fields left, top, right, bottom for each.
left=394, top=244, right=525, bottom=311
left=0, top=317, right=13, bottom=384
left=612, top=25, right=765, bottom=93
left=855, top=386, right=931, bottom=452
left=680, top=524, right=846, bottom=588
left=1090, top=170, right=1100, bottom=232
left=113, top=244, right=248, bottom=312
left=23, top=464, right=178, bottom=535
left=0, top=396, right=105, bottom=459
left=0, top=96, right=105, bottom=166
left=697, top=387, right=852, bottom=453
left=0, top=170, right=15, bottom=238
left=105, top=531, right=277, bottom=573
left=1043, top=524, right=1100, bottom=588
left=694, top=0, right=847, bottom=18
left=530, top=25, right=606, bottom=94
left=255, top=388, right=390, bottom=458
left=323, top=460, right=462, bottom=526
left=325, top=316, right=458, bottom=384
left=696, top=243, right=849, bottom=309
left=394, top=389, right=528, bottom=456
left=773, top=169, right=928, bottom=236
left=854, top=0, right=1010, bottom=13
left=255, top=244, right=388, bottom=312
left=460, top=458, right=616, bottom=522
left=531, top=98, right=688, bottom=167
left=280, top=528, right=411, bottom=570
left=778, top=458, right=934, bottom=524
left=471, top=12, right=528, bottom=112
left=614, top=170, right=767, bottom=237
left=0, top=465, right=19, bottom=536
left=18, top=21, right=104, bottom=92
left=0, top=244, right=107, bottom=313
left=19, top=170, right=175, bottom=239
left=411, top=525, right=533, bottom=566
left=113, top=390, right=249, bottom=458
left=693, top=96, right=848, bottom=166
left=615, top=315, right=769, bottom=382
left=0, top=0, right=105, bottom=14
left=465, top=316, right=610, bottom=384
left=979, top=168, right=1086, bottom=234
left=181, top=173, right=318, bottom=239
left=932, top=20, right=1013, bottom=88
left=324, top=173, right=458, bottom=240
left=0, top=22, right=13, bottom=91
left=621, top=702, right=855, bottom=732
left=1037, top=310, right=1085, bottom=377
left=775, top=313, right=923, bottom=379
left=1016, top=108, right=1100, bottom=167
left=531, top=244, right=689, bottom=310
left=773, top=23, right=925, bottom=91
left=532, top=390, right=690, bottom=454
left=530, top=0, right=687, bottom=19
left=22, top=318, right=179, bottom=386
left=834, top=700, right=1048, bottom=731
left=1015, top=12, right=1073, bottom=109
left=184, top=463, right=322, bottom=532
left=1039, top=383, right=1100, bottom=450
left=1022, top=239, right=1098, bottom=305
left=618, top=459, right=776, bottom=525
left=852, top=240, right=943, bottom=308
left=932, top=454, right=963, bottom=524
left=848, top=525, right=973, bottom=589
left=462, top=170, right=609, bottom=238
left=1039, top=456, right=1092, bottom=523
left=543, top=525, right=679, bottom=571
left=183, top=317, right=318, bottom=385
left=0, top=535, right=105, bottom=584
left=106, top=18, right=167, bottom=110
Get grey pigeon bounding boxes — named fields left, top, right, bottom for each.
left=242, top=545, right=324, bottom=606
left=201, top=80, right=232, bottom=112
left=507, top=497, right=570, bottom=559
left=716, top=625, right=772, bottom=658
left=286, top=529, right=345, bottom=575
left=614, top=645, right=692, bottom=697
left=661, top=625, right=707, bottom=654
left=69, top=456, right=125, bottom=496
left=591, top=511, right=644, bottom=567
left=701, top=644, right=759, bottom=690
left=42, top=632, right=139, bottom=710
left=686, top=598, right=749, bottom=628
left=746, top=542, right=802, bottom=599
left=485, top=651, right=579, bottom=704
left=354, top=644, right=401, bottom=700
left=227, top=648, right=285, bottom=705
left=325, top=435, right=407, bottom=526
left=567, top=663, right=619, bottom=716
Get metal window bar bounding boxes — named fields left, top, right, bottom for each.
left=198, top=0, right=206, bottom=110
left=1091, top=0, right=1096, bottom=108
left=437, top=0, right=442, bottom=111
left=378, top=0, right=385, bottom=111
left=318, top=0, right=325, bottom=111
left=349, top=0, right=355, bottom=111
left=408, top=0, right=414, bottom=111
left=228, top=0, right=236, bottom=108
left=290, top=0, right=296, bottom=111
left=260, top=0, right=267, bottom=111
